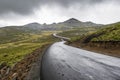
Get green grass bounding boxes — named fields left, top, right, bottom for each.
left=0, top=44, right=41, bottom=66
left=59, top=27, right=100, bottom=42
left=91, top=22, right=120, bottom=41
left=0, top=30, right=59, bottom=66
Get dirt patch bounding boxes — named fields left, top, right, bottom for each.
left=69, top=41, right=120, bottom=57
left=1, top=44, right=51, bottom=80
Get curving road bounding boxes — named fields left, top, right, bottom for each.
left=41, top=35, right=120, bottom=80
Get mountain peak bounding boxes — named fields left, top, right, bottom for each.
left=64, top=18, right=81, bottom=23
left=69, top=18, right=79, bottom=21
left=28, top=22, right=41, bottom=25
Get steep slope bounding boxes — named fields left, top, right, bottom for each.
left=91, top=22, right=120, bottom=41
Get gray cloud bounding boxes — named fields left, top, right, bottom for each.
left=0, top=0, right=41, bottom=15
left=48, top=0, right=104, bottom=6
left=0, top=0, right=118, bottom=15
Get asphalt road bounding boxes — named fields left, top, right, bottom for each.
left=41, top=35, right=120, bottom=80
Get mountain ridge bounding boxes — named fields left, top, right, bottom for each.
left=0, top=18, right=102, bottom=31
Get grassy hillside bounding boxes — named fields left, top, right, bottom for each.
left=0, top=26, right=59, bottom=66
left=91, top=22, right=120, bottom=41
left=67, top=22, right=120, bottom=57
left=59, top=27, right=102, bottom=41
left=0, top=26, right=42, bottom=44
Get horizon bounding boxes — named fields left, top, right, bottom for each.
left=0, top=17, right=119, bottom=28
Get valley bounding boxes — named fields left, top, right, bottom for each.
left=0, top=18, right=120, bottom=80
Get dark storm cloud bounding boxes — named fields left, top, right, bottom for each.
left=0, top=0, right=115, bottom=15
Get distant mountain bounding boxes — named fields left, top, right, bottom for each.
left=24, top=22, right=42, bottom=30
left=83, top=21, right=101, bottom=27
left=0, top=18, right=103, bottom=38
left=63, top=18, right=82, bottom=24
left=57, top=18, right=83, bottom=28
left=61, top=18, right=101, bottom=27
left=46, top=18, right=102, bottom=30
left=22, top=18, right=102, bottom=31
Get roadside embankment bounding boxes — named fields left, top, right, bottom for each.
left=69, top=41, right=120, bottom=57
left=1, top=43, right=51, bottom=80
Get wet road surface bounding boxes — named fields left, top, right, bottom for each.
left=41, top=41, right=120, bottom=80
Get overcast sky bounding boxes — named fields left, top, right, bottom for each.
left=0, top=0, right=120, bottom=27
